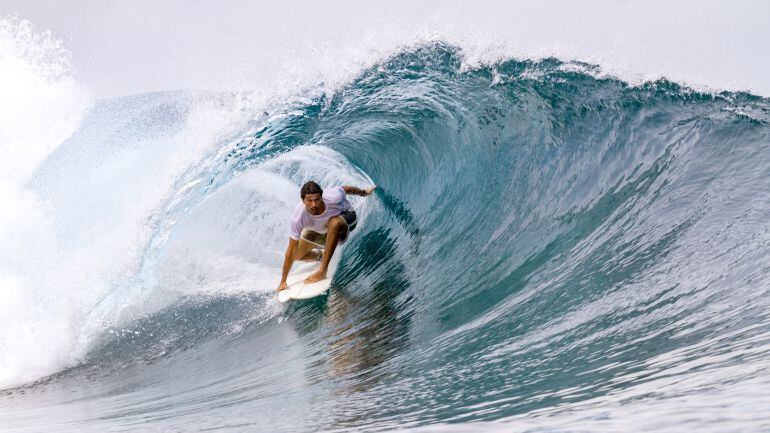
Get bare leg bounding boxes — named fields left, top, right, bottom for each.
left=305, top=216, right=347, bottom=283
left=298, top=249, right=321, bottom=262
left=294, top=238, right=318, bottom=262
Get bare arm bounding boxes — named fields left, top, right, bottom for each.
left=277, top=238, right=299, bottom=292
left=343, top=185, right=377, bottom=196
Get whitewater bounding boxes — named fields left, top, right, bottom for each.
left=1, top=3, right=770, bottom=432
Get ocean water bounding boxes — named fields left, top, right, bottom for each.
left=2, top=14, right=770, bottom=433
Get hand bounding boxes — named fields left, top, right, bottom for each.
left=276, top=281, right=288, bottom=293
left=364, top=185, right=377, bottom=196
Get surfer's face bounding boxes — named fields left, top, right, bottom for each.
left=303, top=193, right=324, bottom=215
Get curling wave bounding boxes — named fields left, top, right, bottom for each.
left=3, top=44, right=770, bottom=432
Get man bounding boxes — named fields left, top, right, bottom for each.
left=276, top=180, right=377, bottom=293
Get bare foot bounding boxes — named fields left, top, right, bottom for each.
left=304, top=269, right=327, bottom=284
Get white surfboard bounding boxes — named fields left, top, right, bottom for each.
left=278, top=261, right=332, bottom=302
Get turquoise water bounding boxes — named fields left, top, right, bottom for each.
left=2, top=44, right=770, bottom=432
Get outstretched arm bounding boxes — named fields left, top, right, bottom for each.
left=277, top=238, right=299, bottom=292
left=343, top=185, right=377, bottom=196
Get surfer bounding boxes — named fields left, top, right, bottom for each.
left=276, top=181, right=377, bottom=293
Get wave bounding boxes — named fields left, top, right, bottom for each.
left=2, top=42, right=770, bottom=432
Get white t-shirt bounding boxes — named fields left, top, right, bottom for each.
left=289, top=186, right=352, bottom=240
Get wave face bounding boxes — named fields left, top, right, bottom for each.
left=3, top=44, right=770, bottom=432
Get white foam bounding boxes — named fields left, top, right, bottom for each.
left=0, top=19, right=271, bottom=389
left=0, top=17, right=91, bottom=389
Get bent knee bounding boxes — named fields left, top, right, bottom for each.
left=327, top=216, right=346, bottom=232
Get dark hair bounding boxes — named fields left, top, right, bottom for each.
left=300, top=181, right=323, bottom=199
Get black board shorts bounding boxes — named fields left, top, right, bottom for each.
left=338, top=210, right=357, bottom=242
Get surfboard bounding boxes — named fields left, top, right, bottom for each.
left=277, top=260, right=333, bottom=302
